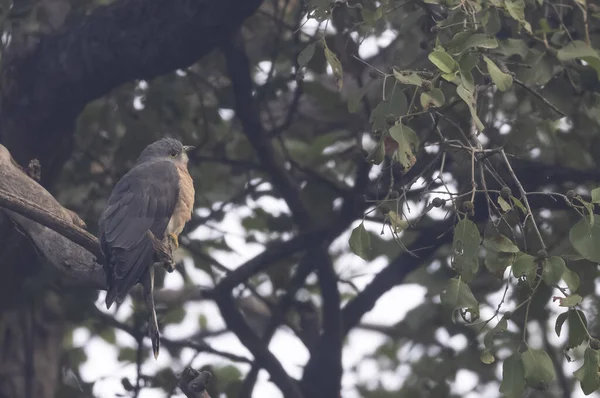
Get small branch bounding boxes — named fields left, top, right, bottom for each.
left=500, top=149, right=546, bottom=250
left=513, top=78, right=567, bottom=118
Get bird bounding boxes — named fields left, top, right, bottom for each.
left=98, top=138, right=195, bottom=358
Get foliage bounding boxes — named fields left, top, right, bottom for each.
left=2, top=0, right=600, bottom=397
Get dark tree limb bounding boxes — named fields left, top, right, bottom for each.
left=1, top=0, right=264, bottom=185
left=215, top=293, right=304, bottom=398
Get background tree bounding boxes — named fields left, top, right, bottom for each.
left=1, top=0, right=600, bottom=397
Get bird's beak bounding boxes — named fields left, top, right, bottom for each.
left=182, top=146, right=195, bottom=152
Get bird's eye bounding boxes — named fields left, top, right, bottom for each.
left=169, top=151, right=178, bottom=158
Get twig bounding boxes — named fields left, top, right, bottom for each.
left=513, top=78, right=567, bottom=118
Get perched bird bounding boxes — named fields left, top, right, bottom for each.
left=98, top=138, right=195, bottom=358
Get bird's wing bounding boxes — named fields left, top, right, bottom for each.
left=98, top=160, right=180, bottom=306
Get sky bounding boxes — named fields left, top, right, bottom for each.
left=72, top=13, right=600, bottom=398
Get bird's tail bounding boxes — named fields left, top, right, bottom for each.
left=143, top=266, right=160, bottom=359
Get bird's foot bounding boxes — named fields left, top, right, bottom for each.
left=168, top=233, right=179, bottom=249
left=146, top=230, right=176, bottom=272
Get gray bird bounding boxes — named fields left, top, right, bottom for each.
left=98, top=138, right=195, bottom=358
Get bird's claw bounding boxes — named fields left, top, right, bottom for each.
left=146, top=230, right=176, bottom=272
left=168, top=233, right=179, bottom=249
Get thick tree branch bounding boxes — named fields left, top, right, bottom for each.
left=215, top=293, right=304, bottom=398
left=223, top=32, right=312, bottom=229
left=1, top=0, right=264, bottom=184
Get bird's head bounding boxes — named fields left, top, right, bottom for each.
left=136, top=138, right=194, bottom=166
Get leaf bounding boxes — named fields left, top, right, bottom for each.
left=480, top=349, right=495, bottom=364
left=567, top=310, right=588, bottom=349
left=510, top=196, right=527, bottom=214
left=500, top=353, right=526, bottom=398
left=483, top=235, right=520, bottom=253
left=555, top=311, right=568, bottom=337
left=563, top=267, right=580, bottom=293
left=560, top=294, right=583, bottom=307
left=484, top=316, right=508, bottom=348
left=569, top=217, right=600, bottom=262
left=349, top=222, right=371, bottom=260
left=428, top=50, right=458, bottom=74
left=388, top=122, right=419, bottom=172
left=348, top=86, right=367, bottom=114
left=591, top=187, right=600, bottom=204
left=557, top=41, right=600, bottom=78
left=323, top=40, right=343, bottom=90
left=485, top=251, right=515, bottom=277
left=522, top=348, right=556, bottom=390
left=440, top=277, right=479, bottom=315
left=498, top=196, right=512, bottom=212
left=388, top=211, right=409, bottom=232
left=505, top=0, right=532, bottom=33
left=118, top=347, right=138, bottom=363
left=452, top=218, right=481, bottom=281
left=393, top=70, right=423, bottom=86
left=456, top=84, right=484, bottom=132
left=298, top=43, right=316, bottom=68
left=512, top=254, right=535, bottom=278
left=574, top=348, right=600, bottom=395
left=460, top=33, right=499, bottom=53
left=542, top=256, right=566, bottom=286
left=483, top=56, right=513, bottom=92
left=459, top=67, right=475, bottom=92
left=369, top=90, right=408, bottom=131
left=420, top=88, right=445, bottom=109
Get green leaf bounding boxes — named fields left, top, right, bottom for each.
left=98, top=328, right=117, bottom=344
left=323, top=40, right=343, bottom=90
left=560, top=294, right=583, bottom=307
left=388, top=211, right=409, bottom=233
left=563, top=267, right=580, bottom=293
left=485, top=251, right=515, bottom=277
left=369, top=90, right=408, bottom=131
left=118, top=347, right=138, bottom=363
left=456, top=84, right=484, bottom=132
left=480, top=349, right=495, bottom=364
left=452, top=218, right=481, bottom=281
left=522, top=348, right=556, bottom=390
left=349, top=222, right=371, bottom=260
left=428, top=50, right=458, bottom=74
left=557, top=41, right=600, bottom=78
left=163, top=306, right=186, bottom=325
left=569, top=217, right=600, bottom=262
left=393, top=70, right=423, bottom=86
left=574, top=348, right=600, bottom=395
left=459, top=67, right=475, bottom=92
left=512, top=254, right=535, bottom=277
left=483, top=56, right=513, bottom=91
left=298, top=43, right=316, bottom=68
left=510, top=196, right=527, bottom=214
left=440, top=277, right=479, bottom=314
left=505, top=0, right=532, bottom=33
left=591, top=187, right=600, bottom=204
left=542, top=256, right=566, bottom=286
left=347, top=85, right=368, bottom=114
left=555, top=311, right=568, bottom=337
left=420, top=88, right=445, bottom=109
left=484, top=316, right=508, bottom=348
left=388, top=122, right=419, bottom=171
left=500, top=353, right=526, bottom=398
left=483, top=235, right=520, bottom=253
left=498, top=196, right=512, bottom=212
left=567, top=310, right=588, bottom=349
left=460, top=33, right=499, bottom=53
